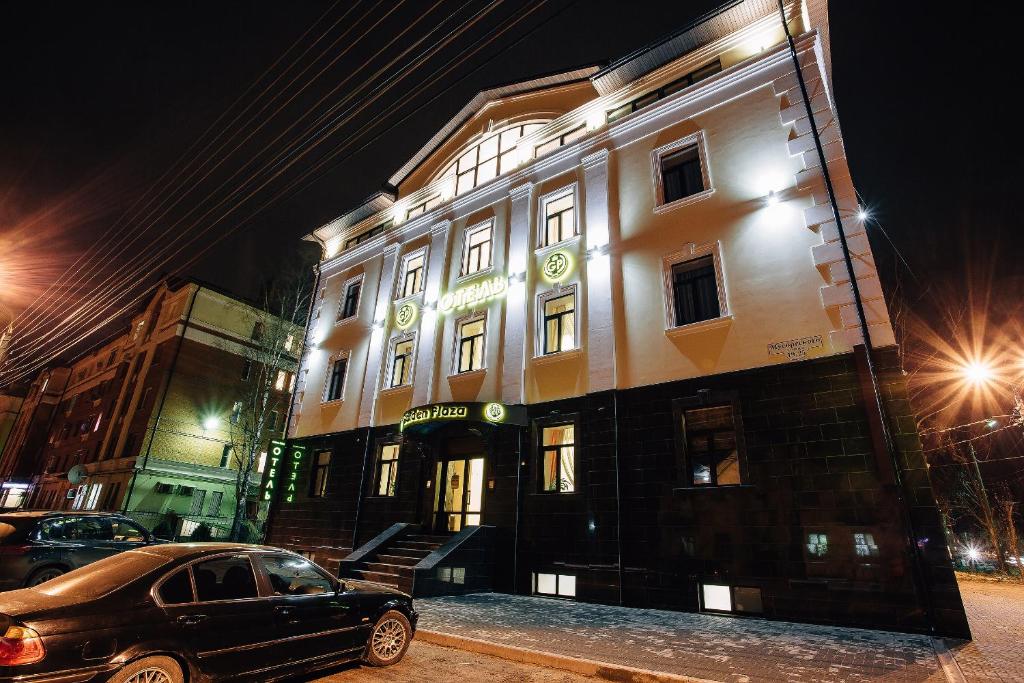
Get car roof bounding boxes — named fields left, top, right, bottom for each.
left=0, top=510, right=130, bottom=519
left=137, top=542, right=290, bottom=560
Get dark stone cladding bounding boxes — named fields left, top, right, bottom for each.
left=266, top=347, right=970, bottom=638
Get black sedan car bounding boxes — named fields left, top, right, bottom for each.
left=0, top=543, right=417, bottom=682
left=0, top=511, right=163, bottom=590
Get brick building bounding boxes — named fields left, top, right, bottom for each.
left=0, top=279, right=298, bottom=538
left=265, top=0, right=969, bottom=637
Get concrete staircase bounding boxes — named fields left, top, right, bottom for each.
left=342, top=531, right=449, bottom=593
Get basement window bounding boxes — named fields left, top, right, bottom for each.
left=533, top=572, right=576, bottom=598
left=702, top=584, right=763, bottom=614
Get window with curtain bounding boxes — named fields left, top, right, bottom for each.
left=462, top=222, right=493, bottom=276
left=456, top=318, right=485, bottom=373
left=671, top=256, right=720, bottom=326
left=376, top=444, right=400, bottom=496
left=542, top=292, right=576, bottom=354
left=540, top=423, right=575, bottom=493
left=660, top=144, right=705, bottom=204
left=543, top=190, right=576, bottom=246
left=324, top=356, right=347, bottom=402
left=339, top=279, right=361, bottom=319
left=682, top=404, right=740, bottom=487
left=388, top=338, right=415, bottom=388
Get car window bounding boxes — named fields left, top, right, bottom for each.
left=259, top=554, right=335, bottom=596
left=193, top=555, right=259, bottom=601
left=158, top=568, right=194, bottom=605
left=111, top=519, right=147, bottom=542
left=35, top=551, right=170, bottom=599
left=70, top=517, right=113, bottom=541
left=39, top=517, right=75, bottom=540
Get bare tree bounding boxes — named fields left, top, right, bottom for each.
left=947, top=439, right=1008, bottom=573
left=996, top=488, right=1023, bottom=581
left=222, top=262, right=313, bottom=541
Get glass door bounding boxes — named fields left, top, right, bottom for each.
left=433, top=457, right=484, bottom=533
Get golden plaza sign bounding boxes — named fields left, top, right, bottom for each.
left=399, top=401, right=526, bottom=432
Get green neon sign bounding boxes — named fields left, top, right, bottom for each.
left=542, top=250, right=574, bottom=283
left=262, top=440, right=306, bottom=504
left=438, top=275, right=509, bottom=313
left=395, top=301, right=419, bottom=329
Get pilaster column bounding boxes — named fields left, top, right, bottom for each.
left=501, top=182, right=534, bottom=405
left=582, top=149, right=615, bottom=392
left=412, top=222, right=452, bottom=407
left=358, top=243, right=400, bottom=426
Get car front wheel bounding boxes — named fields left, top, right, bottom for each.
left=364, top=609, right=412, bottom=667
left=26, top=566, right=65, bottom=587
left=109, top=656, right=184, bottom=683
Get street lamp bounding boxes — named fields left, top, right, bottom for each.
left=962, top=360, right=995, bottom=387
left=202, top=416, right=220, bottom=431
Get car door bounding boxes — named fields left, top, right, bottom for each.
left=158, top=553, right=282, bottom=679
left=256, top=552, right=365, bottom=667
left=41, top=516, right=113, bottom=569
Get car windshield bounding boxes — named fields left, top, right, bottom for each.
left=34, top=550, right=170, bottom=599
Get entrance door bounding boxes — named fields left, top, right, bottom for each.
left=432, top=457, right=484, bottom=533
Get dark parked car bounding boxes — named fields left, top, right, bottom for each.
left=0, top=543, right=416, bottom=682
left=0, top=512, right=161, bottom=590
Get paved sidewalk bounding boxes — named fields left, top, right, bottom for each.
left=948, top=579, right=1024, bottom=682
left=416, top=593, right=946, bottom=682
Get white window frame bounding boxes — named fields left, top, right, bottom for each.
left=384, top=332, right=418, bottom=390
left=535, top=285, right=580, bottom=358
left=537, top=183, right=579, bottom=248
left=651, top=130, right=713, bottom=213
left=451, top=312, right=488, bottom=376
left=532, top=571, right=576, bottom=598
left=458, top=219, right=494, bottom=280
left=322, top=350, right=351, bottom=404
left=660, top=241, right=731, bottom=335
left=336, top=273, right=365, bottom=324
left=397, top=247, right=429, bottom=301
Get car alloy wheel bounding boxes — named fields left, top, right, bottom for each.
left=370, top=617, right=407, bottom=662
left=124, top=668, right=174, bottom=683
left=28, top=568, right=64, bottom=586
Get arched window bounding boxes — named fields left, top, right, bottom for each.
left=436, top=120, right=550, bottom=196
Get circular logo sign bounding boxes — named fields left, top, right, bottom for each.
left=483, top=402, right=506, bottom=423
left=395, top=302, right=418, bottom=330
left=542, top=250, right=572, bottom=282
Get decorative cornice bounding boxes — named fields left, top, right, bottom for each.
left=430, top=220, right=452, bottom=236
left=510, top=182, right=535, bottom=201
left=581, top=148, right=611, bottom=170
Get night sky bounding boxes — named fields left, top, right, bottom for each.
left=1, top=1, right=1021, bottom=409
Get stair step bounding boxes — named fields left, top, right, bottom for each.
left=378, top=554, right=422, bottom=567
left=354, top=570, right=402, bottom=586
left=366, top=562, right=414, bottom=576
left=392, top=541, right=441, bottom=552
left=406, top=534, right=451, bottom=544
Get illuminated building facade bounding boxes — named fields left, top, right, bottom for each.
left=0, top=280, right=295, bottom=538
left=267, top=0, right=969, bottom=636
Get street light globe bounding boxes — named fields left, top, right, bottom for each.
left=202, top=416, right=220, bottom=431
left=962, top=361, right=994, bottom=386
left=966, top=546, right=982, bottom=562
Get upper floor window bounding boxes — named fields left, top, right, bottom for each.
left=653, top=132, right=711, bottom=209
left=540, top=289, right=576, bottom=355
left=437, top=121, right=548, bottom=196
left=323, top=354, right=348, bottom=402
left=671, top=256, right=720, bottom=326
left=461, top=221, right=493, bottom=277
left=400, top=251, right=426, bottom=298
left=387, top=336, right=416, bottom=389
left=535, top=124, right=586, bottom=158
left=455, top=316, right=485, bottom=374
left=541, top=187, right=577, bottom=247
left=406, top=194, right=441, bottom=220
left=344, top=219, right=392, bottom=251
left=607, top=60, right=722, bottom=123
left=338, top=275, right=363, bottom=321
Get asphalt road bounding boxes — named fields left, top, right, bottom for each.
left=296, top=640, right=593, bottom=682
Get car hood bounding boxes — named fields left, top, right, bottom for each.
left=345, top=579, right=410, bottom=599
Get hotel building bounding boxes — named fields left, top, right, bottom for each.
left=266, top=0, right=969, bottom=636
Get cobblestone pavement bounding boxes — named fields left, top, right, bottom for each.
left=949, top=578, right=1024, bottom=682
left=417, top=593, right=945, bottom=682
left=299, top=640, right=595, bottom=682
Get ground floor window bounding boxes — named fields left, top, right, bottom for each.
left=854, top=532, right=880, bottom=558
left=375, top=443, right=400, bottom=496
left=533, top=572, right=576, bottom=598
left=678, top=402, right=742, bottom=487
left=310, top=450, right=331, bottom=498
left=701, top=584, right=763, bottom=613
left=540, top=423, right=576, bottom=493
